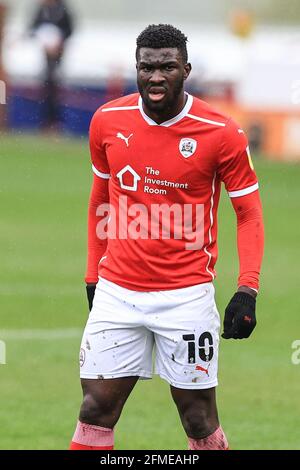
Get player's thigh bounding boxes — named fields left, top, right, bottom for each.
left=79, top=377, right=139, bottom=426
left=80, top=279, right=154, bottom=380
left=80, top=324, right=153, bottom=380
left=154, top=283, right=220, bottom=389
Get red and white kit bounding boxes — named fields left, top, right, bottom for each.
left=81, top=93, right=264, bottom=388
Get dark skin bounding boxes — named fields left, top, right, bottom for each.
left=136, top=47, right=191, bottom=124
left=82, top=47, right=257, bottom=440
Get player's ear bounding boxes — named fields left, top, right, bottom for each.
left=183, top=63, right=192, bottom=80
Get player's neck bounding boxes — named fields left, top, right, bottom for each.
left=142, top=92, right=187, bottom=124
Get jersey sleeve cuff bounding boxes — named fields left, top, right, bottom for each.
left=85, top=275, right=99, bottom=284
left=238, top=285, right=259, bottom=293
left=92, top=164, right=111, bottom=179
left=228, top=182, right=259, bottom=198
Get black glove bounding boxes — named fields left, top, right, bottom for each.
left=86, top=284, right=96, bottom=312
left=222, top=292, right=256, bottom=339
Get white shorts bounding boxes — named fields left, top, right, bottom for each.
left=79, top=278, right=220, bottom=389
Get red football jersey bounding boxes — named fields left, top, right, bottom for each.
left=89, top=93, right=258, bottom=291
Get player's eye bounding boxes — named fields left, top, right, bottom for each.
left=141, top=65, right=152, bottom=72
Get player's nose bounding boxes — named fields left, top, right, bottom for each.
left=149, top=68, right=165, bottom=83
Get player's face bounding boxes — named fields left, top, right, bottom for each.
left=136, top=48, right=191, bottom=115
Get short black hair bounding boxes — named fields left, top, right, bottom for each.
left=136, top=24, right=188, bottom=63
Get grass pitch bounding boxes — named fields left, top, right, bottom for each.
left=0, top=133, right=300, bottom=449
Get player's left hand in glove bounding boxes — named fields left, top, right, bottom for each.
left=222, top=291, right=256, bottom=339
left=86, top=284, right=96, bottom=312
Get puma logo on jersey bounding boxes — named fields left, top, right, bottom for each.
left=117, top=132, right=133, bottom=147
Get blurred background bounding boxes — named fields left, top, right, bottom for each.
left=0, top=0, right=300, bottom=450
left=1, top=0, right=300, bottom=159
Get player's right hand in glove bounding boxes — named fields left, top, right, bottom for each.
left=222, top=291, right=256, bottom=339
left=86, top=284, right=96, bottom=312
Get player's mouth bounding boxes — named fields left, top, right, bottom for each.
left=148, top=87, right=167, bottom=102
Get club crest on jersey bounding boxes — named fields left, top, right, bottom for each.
left=179, top=138, right=197, bottom=158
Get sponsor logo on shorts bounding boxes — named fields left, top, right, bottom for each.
left=195, top=363, right=210, bottom=376
left=79, top=348, right=85, bottom=367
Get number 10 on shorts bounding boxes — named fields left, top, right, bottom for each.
left=183, top=332, right=214, bottom=363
